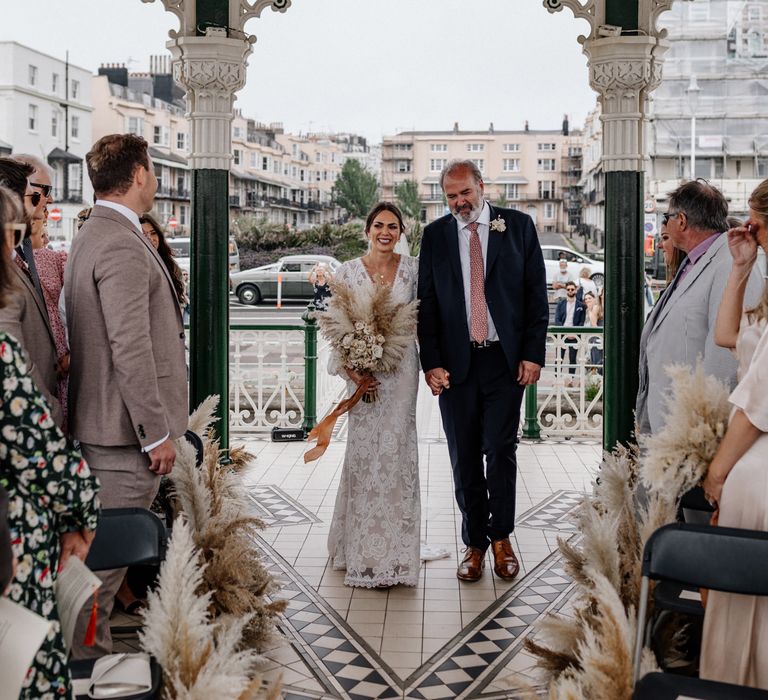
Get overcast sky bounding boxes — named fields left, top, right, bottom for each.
left=0, top=0, right=598, bottom=142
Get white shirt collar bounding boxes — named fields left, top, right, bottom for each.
left=95, top=199, right=142, bottom=234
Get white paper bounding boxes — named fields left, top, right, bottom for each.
left=89, top=653, right=152, bottom=699
left=676, top=696, right=706, bottom=700
left=679, top=589, right=702, bottom=601
left=0, top=598, right=54, bottom=700
left=53, top=556, right=102, bottom=651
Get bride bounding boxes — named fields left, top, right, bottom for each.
left=327, top=202, right=421, bottom=588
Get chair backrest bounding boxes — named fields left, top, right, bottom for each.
left=642, top=523, right=768, bottom=596
left=86, top=508, right=167, bottom=571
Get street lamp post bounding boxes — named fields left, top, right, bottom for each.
left=686, top=74, right=701, bottom=179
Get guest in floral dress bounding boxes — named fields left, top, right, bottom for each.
left=0, top=184, right=100, bottom=699
left=31, top=220, right=70, bottom=431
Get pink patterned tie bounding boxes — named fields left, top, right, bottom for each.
left=467, top=222, right=488, bottom=343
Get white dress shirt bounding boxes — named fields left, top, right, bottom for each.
left=564, top=299, right=576, bottom=327
left=94, top=199, right=169, bottom=453
left=455, top=201, right=499, bottom=342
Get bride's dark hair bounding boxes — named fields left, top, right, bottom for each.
left=365, top=202, right=405, bottom=234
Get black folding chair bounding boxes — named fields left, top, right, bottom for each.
left=633, top=523, right=768, bottom=699
left=70, top=508, right=166, bottom=700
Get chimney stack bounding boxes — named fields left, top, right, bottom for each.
left=562, top=114, right=570, bottom=136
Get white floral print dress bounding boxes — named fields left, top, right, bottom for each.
left=0, top=333, right=100, bottom=699
left=327, top=256, right=421, bottom=588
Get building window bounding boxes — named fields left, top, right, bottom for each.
left=396, top=160, right=411, bottom=173
left=28, top=104, right=38, bottom=132
left=503, top=159, right=520, bottom=172
left=153, top=126, right=169, bottom=146
left=52, top=73, right=59, bottom=93
left=538, top=180, right=555, bottom=199
left=431, top=143, right=448, bottom=152
left=51, top=112, right=58, bottom=138
left=233, top=149, right=241, bottom=165
left=394, top=143, right=412, bottom=151
left=505, top=184, right=519, bottom=199
left=538, top=158, right=556, bottom=171
left=180, top=205, right=189, bottom=227
left=544, top=202, right=555, bottom=219
left=127, top=116, right=143, bottom=136
left=71, top=115, right=80, bottom=140
left=28, top=65, right=37, bottom=86
left=430, top=158, right=447, bottom=172
left=176, top=132, right=187, bottom=151
left=504, top=143, right=520, bottom=152
left=261, top=157, right=268, bottom=171
left=233, top=126, right=243, bottom=139
left=757, top=157, right=768, bottom=178
left=430, top=183, right=442, bottom=199
left=537, top=143, right=556, bottom=151
left=71, top=80, right=80, bottom=100
left=467, top=143, right=484, bottom=152
left=471, top=159, right=485, bottom=173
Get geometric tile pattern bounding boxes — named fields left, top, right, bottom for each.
left=255, top=530, right=576, bottom=699
left=516, top=490, right=585, bottom=534
left=244, top=484, right=321, bottom=528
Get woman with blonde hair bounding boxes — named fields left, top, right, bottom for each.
left=700, top=178, right=768, bottom=688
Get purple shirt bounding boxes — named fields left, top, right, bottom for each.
left=677, top=232, right=722, bottom=283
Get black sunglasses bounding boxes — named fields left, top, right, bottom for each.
left=662, top=212, right=680, bottom=225
left=30, top=182, right=52, bottom=198
left=25, top=192, right=42, bottom=207
left=4, top=223, right=25, bottom=248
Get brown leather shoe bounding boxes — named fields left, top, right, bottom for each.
left=491, top=538, right=520, bottom=580
left=457, top=547, right=485, bottom=582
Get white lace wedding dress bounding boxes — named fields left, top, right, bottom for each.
left=327, top=255, right=421, bottom=588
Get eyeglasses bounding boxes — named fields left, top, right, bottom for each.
left=662, top=212, right=680, bottom=225
left=4, top=223, right=25, bottom=248
left=30, top=182, right=52, bottom=198
left=25, top=192, right=42, bottom=207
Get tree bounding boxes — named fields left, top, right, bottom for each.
left=395, top=180, right=422, bottom=220
left=493, top=192, right=508, bottom=208
left=332, top=159, right=378, bottom=219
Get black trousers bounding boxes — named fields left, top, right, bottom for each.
left=438, top=344, right=525, bottom=550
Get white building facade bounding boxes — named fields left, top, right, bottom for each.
left=0, top=42, right=93, bottom=241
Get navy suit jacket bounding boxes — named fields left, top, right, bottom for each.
left=554, top=298, right=586, bottom=327
left=417, top=204, right=549, bottom=384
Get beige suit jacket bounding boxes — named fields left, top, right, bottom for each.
left=0, top=263, right=63, bottom=426
left=65, top=205, right=188, bottom=449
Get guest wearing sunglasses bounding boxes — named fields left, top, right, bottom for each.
left=0, top=158, right=63, bottom=426
left=637, top=180, right=764, bottom=437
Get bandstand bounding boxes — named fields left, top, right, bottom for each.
left=142, top=0, right=679, bottom=452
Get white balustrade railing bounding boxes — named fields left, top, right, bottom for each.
left=531, top=327, right=604, bottom=438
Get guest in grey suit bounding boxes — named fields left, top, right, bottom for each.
left=0, top=158, right=62, bottom=426
left=637, top=180, right=763, bottom=436
left=67, top=134, right=188, bottom=658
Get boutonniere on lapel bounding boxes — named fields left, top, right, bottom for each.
left=490, top=216, right=506, bottom=233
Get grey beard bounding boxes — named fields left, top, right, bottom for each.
left=451, top=200, right=484, bottom=225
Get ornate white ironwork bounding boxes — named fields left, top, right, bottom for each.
left=239, top=0, right=292, bottom=24
left=542, top=0, right=598, bottom=43
left=230, top=329, right=305, bottom=432
left=536, top=329, right=604, bottom=437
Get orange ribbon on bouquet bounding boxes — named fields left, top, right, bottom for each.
left=304, top=376, right=376, bottom=463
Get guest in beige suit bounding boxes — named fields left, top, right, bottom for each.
left=0, top=158, right=62, bottom=426
left=67, top=134, right=188, bottom=658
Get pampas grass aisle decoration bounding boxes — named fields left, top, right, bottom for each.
left=170, top=397, right=288, bottom=650
left=140, top=519, right=280, bottom=699
left=521, top=362, right=730, bottom=698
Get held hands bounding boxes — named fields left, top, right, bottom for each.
left=148, top=438, right=176, bottom=476
left=59, top=529, right=96, bottom=572
left=727, top=224, right=758, bottom=268
left=517, top=361, right=541, bottom=386
left=425, top=368, right=450, bottom=396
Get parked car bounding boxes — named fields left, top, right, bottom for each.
left=168, top=236, right=240, bottom=275
left=231, top=254, right=342, bottom=305
left=541, top=245, right=605, bottom=288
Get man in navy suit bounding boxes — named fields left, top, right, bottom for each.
left=554, top=281, right=587, bottom=375
left=417, top=160, right=548, bottom=582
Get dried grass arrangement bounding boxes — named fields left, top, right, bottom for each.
left=141, top=396, right=286, bottom=696
left=523, top=362, right=731, bottom=698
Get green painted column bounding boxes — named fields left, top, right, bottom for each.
left=302, top=306, right=318, bottom=434
left=190, top=169, right=230, bottom=448
left=603, top=172, right=643, bottom=450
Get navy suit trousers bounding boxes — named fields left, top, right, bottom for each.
left=438, top=343, right=524, bottom=550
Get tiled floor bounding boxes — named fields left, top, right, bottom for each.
left=112, top=382, right=599, bottom=698
left=241, top=382, right=600, bottom=699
